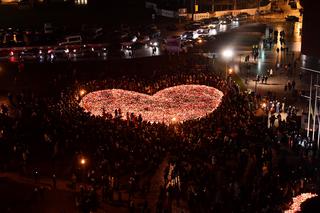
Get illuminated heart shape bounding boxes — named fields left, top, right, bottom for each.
left=80, top=85, right=223, bottom=125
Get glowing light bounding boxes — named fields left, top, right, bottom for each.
left=285, top=193, right=318, bottom=213
left=79, top=89, right=86, bottom=96
left=80, top=85, right=224, bottom=125
left=80, top=158, right=86, bottom=165
left=171, top=117, right=177, bottom=123
left=222, top=49, right=234, bottom=59
left=228, top=68, right=233, bottom=74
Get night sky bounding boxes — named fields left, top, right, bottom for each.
left=301, top=0, right=320, bottom=58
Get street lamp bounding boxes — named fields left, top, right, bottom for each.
left=79, top=89, right=86, bottom=97
left=80, top=157, right=87, bottom=182
left=228, top=68, right=233, bottom=75
left=222, top=48, right=234, bottom=78
left=80, top=158, right=86, bottom=165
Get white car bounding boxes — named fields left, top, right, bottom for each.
left=197, top=27, right=211, bottom=37
left=121, top=35, right=138, bottom=50
left=149, top=39, right=159, bottom=47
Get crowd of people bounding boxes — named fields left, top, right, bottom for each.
left=0, top=54, right=320, bottom=213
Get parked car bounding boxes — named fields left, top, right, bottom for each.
left=194, top=36, right=208, bottom=45
left=234, top=13, right=249, bottom=21
left=202, top=18, right=212, bottom=25
left=220, top=17, right=231, bottom=25
left=95, top=47, right=108, bottom=58
left=208, top=17, right=220, bottom=25
left=184, top=22, right=201, bottom=31
left=148, top=39, right=159, bottom=47
left=121, top=34, right=138, bottom=50
left=221, top=13, right=233, bottom=20
left=78, top=46, right=98, bottom=58
left=196, top=27, right=211, bottom=37
left=52, top=47, right=69, bottom=60
left=181, top=31, right=196, bottom=40
left=137, top=35, right=150, bottom=45
left=0, top=49, right=13, bottom=59
left=19, top=48, right=39, bottom=61
left=181, top=40, right=194, bottom=49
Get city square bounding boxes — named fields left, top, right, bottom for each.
left=0, top=0, right=320, bottom=213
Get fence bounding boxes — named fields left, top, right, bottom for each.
left=212, top=3, right=272, bottom=17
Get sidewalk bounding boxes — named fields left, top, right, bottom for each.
left=232, top=17, right=306, bottom=113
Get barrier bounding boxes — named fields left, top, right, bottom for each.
left=161, top=9, right=176, bottom=18
left=145, top=1, right=271, bottom=19
left=212, top=2, right=271, bottom=17
left=193, top=12, right=210, bottom=21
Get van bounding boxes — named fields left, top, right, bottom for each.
left=58, top=35, right=82, bottom=46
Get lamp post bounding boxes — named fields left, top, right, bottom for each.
left=80, top=158, right=86, bottom=166
left=222, top=49, right=234, bottom=79
left=212, top=0, right=215, bottom=12
left=79, top=89, right=86, bottom=97
left=80, top=156, right=87, bottom=182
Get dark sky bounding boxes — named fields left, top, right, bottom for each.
left=301, top=0, right=320, bottom=58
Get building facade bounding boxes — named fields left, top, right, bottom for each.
left=146, top=0, right=267, bottom=13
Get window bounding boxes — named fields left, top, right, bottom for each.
left=75, top=0, right=87, bottom=5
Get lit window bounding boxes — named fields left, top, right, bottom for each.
left=75, top=0, right=87, bottom=5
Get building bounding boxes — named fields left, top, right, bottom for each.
left=300, top=0, right=320, bottom=146
left=145, top=0, right=269, bottom=13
